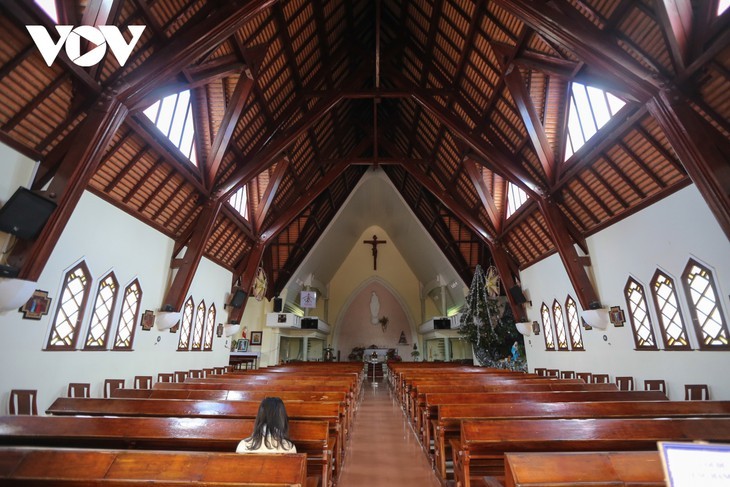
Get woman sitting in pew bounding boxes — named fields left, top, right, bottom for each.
left=236, top=397, right=297, bottom=454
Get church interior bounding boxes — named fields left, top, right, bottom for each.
left=0, top=0, right=729, bottom=485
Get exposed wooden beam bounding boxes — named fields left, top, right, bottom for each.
left=537, top=197, right=601, bottom=310
left=204, top=71, right=255, bottom=190
left=648, top=89, right=730, bottom=242
left=214, top=93, right=344, bottom=201
left=494, top=0, right=662, bottom=101
left=491, top=242, right=525, bottom=321
left=654, top=0, right=693, bottom=75
left=162, top=200, right=222, bottom=311
left=8, top=95, right=129, bottom=280
left=253, top=156, right=290, bottom=234
left=463, top=158, right=501, bottom=233
left=228, top=240, right=266, bottom=323
left=260, top=162, right=350, bottom=243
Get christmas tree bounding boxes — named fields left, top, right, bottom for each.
left=458, top=264, right=524, bottom=369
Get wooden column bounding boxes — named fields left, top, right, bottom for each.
left=490, top=242, right=525, bottom=321
left=537, top=197, right=601, bottom=310
left=162, top=200, right=222, bottom=311
left=648, top=89, right=730, bottom=242
left=8, top=92, right=128, bottom=280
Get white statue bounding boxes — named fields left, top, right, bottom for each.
left=369, top=291, right=380, bottom=325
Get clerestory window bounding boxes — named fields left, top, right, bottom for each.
left=682, top=260, right=729, bottom=350
left=47, top=261, right=92, bottom=350
left=565, top=82, right=625, bottom=159
left=541, top=303, right=555, bottom=350
left=625, top=278, right=658, bottom=350
left=143, top=90, right=197, bottom=166
left=177, top=297, right=194, bottom=351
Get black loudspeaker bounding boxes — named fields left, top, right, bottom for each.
left=301, top=318, right=318, bottom=329
left=509, top=285, right=527, bottom=304
left=229, top=289, right=247, bottom=308
left=273, top=297, right=283, bottom=312
left=0, top=187, right=57, bottom=239
left=434, top=318, right=451, bottom=329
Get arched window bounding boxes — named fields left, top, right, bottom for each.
left=114, top=279, right=141, bottom=350
left=682, top=260, right=730, bottom=350
left=46, top=261, right=91, bottom=350
left=84, top=272, right=118, bottom=350
left=565, top=296, right=584, bottom=350
left=191, top=300, right=206, bottom=351
left=552, top=300, right=568, bottom=350
left=177, top=297, right=194, bottom=351
left=204, top=303, right=216, bottom=351
left=651, top=270, right=691, bottom=350
left=624, top=278, right=658, bottom=350
left=541, top=303, right=555, bottom=350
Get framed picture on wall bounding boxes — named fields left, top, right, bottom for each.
left=250, top=331, right=262, bottom=346
left=236, top=339, right=249, bottom=352
left=19, top=290, right=52, bottom=320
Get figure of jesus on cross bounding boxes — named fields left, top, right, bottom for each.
left=363, top=234, right=387, bottom=270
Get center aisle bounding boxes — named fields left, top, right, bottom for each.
left=337, top=377, right=441, bottom=487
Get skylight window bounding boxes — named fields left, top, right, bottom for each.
left=719, top=0, right=730, bottom=15
left=564, top=82, right=625, bottom=160
left=229, top=185, right=249, bottom=220
left=143, top=90, right=197, bottom=166
left=506, top=182, right=528, bottom=218
left=34, top=0, right=58, bottom=22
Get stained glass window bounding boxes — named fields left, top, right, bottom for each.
left=113, top=279, right=141, bottom=350
left=84, top=272, right=118, bottom=350
left=553, top=300, right=568, bottom=350
left=177, top=297, right=194, bottom=351
left=204, top=304, right=216, bottom=351
left=47, top=262, right=91, bottom=350
left=651, top=270, right=691, bottom=350
left=625, top=278, right=658, bottom=349
left=191, top=300, right=205, bottom=351
left=541, top=303, right=555, bottom=350
left=565, top=296, right=584, bottom=350
left=682, top=260, right=729, bottom=349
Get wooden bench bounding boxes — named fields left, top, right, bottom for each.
left=0, top=415, right=332, bottom=487
left=46, top=397, right=346, bottom=478
left=453, top=418, right=730, bottom=487
left=0, top=447, right=310, bottom=486
left=502, top=451, right=664, bottom=487
left=421, top=389, right=667, bottom=448
left=432, top=400, right=730, bottom=480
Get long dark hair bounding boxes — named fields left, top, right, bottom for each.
left=245, top=397, right=294, bottom=450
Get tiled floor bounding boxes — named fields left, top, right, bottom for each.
left=337, top=379, right=441, bottom=487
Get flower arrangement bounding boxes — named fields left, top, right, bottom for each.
left=378, top=315, right=389, bottom=332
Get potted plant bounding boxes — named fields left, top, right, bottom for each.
left=410, top=344, right=420, bottom=361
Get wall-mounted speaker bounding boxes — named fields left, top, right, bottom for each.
left=229, top=289, right=247, bottom=308
left=273, top=297, right=283, bottom=312
left=434, top=318, right=451, bottom=329
left=0, top=187, right=57, bottom=239
left=509, top=285, right=527, bottom=305
left=301, top=318, right=318, bottom=329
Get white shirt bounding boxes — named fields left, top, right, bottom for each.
left=236, top=435, right=297, bottom=454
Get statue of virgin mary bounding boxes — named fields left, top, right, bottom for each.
left=369, top=291, right=380, bottom=325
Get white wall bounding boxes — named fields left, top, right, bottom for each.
left=520, top=186, right=730, bottom=400
left=0, top=143, right=233, bottom=412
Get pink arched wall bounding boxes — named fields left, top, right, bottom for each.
left=335, top=281, right=412, bottom=360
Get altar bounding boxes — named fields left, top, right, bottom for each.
left=361, top=348, right=391, bottom=362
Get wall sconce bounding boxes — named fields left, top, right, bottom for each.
left=580, top=308, right=610, bottom=330
left=155, top=310, right=181, bottom=331
left=515, top=322, right=532, bottom=336
left=0, top=278, right=37, bottom=312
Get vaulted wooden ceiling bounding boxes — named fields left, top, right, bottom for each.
left=0, top=0, right=728, bottom=315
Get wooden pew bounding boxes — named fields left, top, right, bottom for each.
left=453, top=418, right=730, bottom=487
left=46, top=397, right=346, bottom=478
left=503, top=451, right=664, bottom=487
left=0, top=415, right=332, bottom=487
left=112, top=387, right=347, bottom=405
left=432, top=400, right=730, bottom=480
left=0, top=447, right=310, bottom=486
left=421, top=390, right=667, bottom=447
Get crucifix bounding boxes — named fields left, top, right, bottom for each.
left=363, top=234, right=387, bottom=270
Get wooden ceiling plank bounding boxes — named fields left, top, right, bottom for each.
left=513, top=51, right=579, bottom=78
left=648, top=89, right=730, bottom=241
left=150, top=178, right=186, bottom=220
left=537, top=197, right=602, bottom=309
left=221, top=205, right=256, bottom=241
left=121, top=157, right=163, bottom=204
left=162, top=199, right=222, bottom=311
left=137, top=169, right=175, bottom=214
left=494, top=0, right=662, bottom=101
left=635, top=125, right=685, bottom=174
left=8, top=95, right=128, bottom=280
left=570, top=176, right=609, bottom=221
left=617, top=140, right=667, bottom=189
left=654, top=0, right=693, bottom=75
left=602, top=151, right=647, bottom=199
left=588, top=166, right=629, bottom=209
left=104, top=144, right=149, bottom=193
